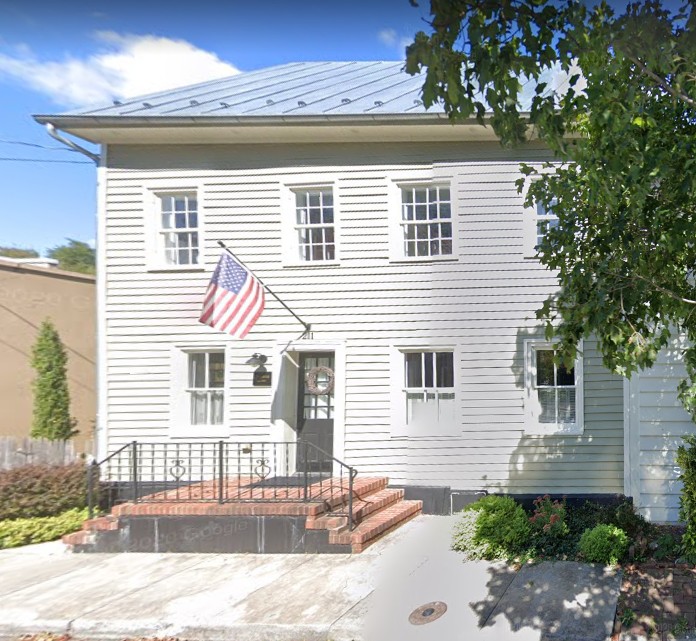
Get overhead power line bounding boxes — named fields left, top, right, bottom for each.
left=0, top=157, right=92, bottom=164
left=0, top=138, right=78, bottom=151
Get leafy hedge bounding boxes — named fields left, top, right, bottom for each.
left=0, top=508, right=88, bottom=549
left=0, top=463, right=87, bottom=521
left=677, top=434, right=696, bottom=561
left=452, top=495, right=531, bottom=560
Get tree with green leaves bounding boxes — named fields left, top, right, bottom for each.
left=48, top=239, right=95, bottom=275
left=30, top=319, right=78, bottom=441
left=406, top=1, right=696, bottom=416
left=0, top=246, right=39, bottom=259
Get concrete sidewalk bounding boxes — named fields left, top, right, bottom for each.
left=0, top=516, right=621, bottom=641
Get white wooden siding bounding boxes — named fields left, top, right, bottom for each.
left=101, top=141, right=624, bottom=495
left=630, top=343, right=692, bottom=522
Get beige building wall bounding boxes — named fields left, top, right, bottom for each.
left=0, top=260, right=95, bottom=452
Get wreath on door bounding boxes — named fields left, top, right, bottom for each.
left=305, top=366, right=335, bottom=395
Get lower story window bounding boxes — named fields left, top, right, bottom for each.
left=524, top=341, right=583, bottom=435
left=187, top=351, right=224, bottom=425
left=404, top=350, right=455, bottom=425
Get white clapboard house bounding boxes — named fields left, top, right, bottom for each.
left=36, top=61, right=692, bottom=525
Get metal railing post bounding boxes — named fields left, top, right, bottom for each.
left=348, top=469, right=354, bottom=531
left=303, top=440, right=309, bottom=502
left=218, top=440, right=225, bottom=504
left=87, top=460, right=97, bottom=518
left=131, top=440, right=139, bottom=503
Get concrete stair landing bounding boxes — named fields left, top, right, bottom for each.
left=64, top=476, right=422, bottom=554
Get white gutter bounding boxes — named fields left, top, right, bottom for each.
left=45, top=123, right=101, bottom=163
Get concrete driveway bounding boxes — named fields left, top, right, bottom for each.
left=0, top=515, right=621, bottom=641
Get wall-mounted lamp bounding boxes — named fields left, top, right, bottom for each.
left=245, top=353, right=268, bottom=367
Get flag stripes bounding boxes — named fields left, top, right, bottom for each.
left=199, top=252, right=265, bottom=338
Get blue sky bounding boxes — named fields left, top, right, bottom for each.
left=0, top=0, right=430, bottom=254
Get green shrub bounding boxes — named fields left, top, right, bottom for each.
left=452, top=495, right=531, bottom=560
left=677, top=434, right=696, bottom=561
left=0, top=463, right=87, bottom=521
left=578, top=524, right=629, bottom=564
left=529, top=495, right=569, bottom=538
left=0, top=508, right=88, bottom=549
left=609, top=500, right=650, bottom=539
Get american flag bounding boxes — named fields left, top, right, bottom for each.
left=199, top=253, right=265, bottom=338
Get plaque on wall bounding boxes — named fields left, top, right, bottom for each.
left=253, top=370, right=272, bottom=387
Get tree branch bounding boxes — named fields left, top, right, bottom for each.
left=626, top=54, right=696, bottom=108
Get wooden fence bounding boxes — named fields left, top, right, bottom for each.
left=0, top=437, right=88, bottom=470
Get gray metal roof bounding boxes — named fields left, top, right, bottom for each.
left=47, top=61, right=447, bottom=120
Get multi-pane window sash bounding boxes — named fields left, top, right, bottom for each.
left=535, top=199, right=559, bottom=249
left=187, top=352, right=224, bottom=426
left=401, top=186, right=452, bottom=258
left=294, top=189, right=335, bottom=261
left=404, top=351, right=455, bottom=423
left=534, top=349, right=576, bottom=424
left=160, top=194, right=199, bottom=265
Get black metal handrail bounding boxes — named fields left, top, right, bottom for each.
left=302, top=440, right=358, bottom=530
left=87, top=440, right=359, bottom=530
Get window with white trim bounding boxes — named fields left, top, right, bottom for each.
left=536, top=199, right=559, bottom=248
left=400, top=185, right=452, bottom=258
left=158, top=193, right=199, bottom=266
left=404, top=350, right=455, bottom=426
left=187, top=351, right=224, bottom=426
left=293, top=188, right=335, bottom=261
left=524, top=341, right=583, bottom=435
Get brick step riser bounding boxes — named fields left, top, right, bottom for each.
left=306, top=488, right=405, bottom=531
left=329, top=500, right=423, bottom=548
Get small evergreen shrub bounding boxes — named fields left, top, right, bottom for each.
left=0, top=463, right=87, bottom=521
left=452, top=495, right=531, bottom=560
left=31, top=319, right=78, bottom=440
left=529, top=495, right=569, bottom=538
left=676, top=434, right=696, bottom=561
left=0, top=508, right=88, bottom=549
left=578, top=524, right=629, bottom=564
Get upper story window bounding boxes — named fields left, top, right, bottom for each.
left=536, top=199, right=559, bottom=248
left=404, top=350, right=455, bottom=427
left=159, top=193, right=199, bottom=266
left=524, top=341, right=583, bottom=436
left=400, top=185, right=452, bottom=258
left=188, top=351, right=224, bottom=426
left=294, top=188, right=335, bottom=261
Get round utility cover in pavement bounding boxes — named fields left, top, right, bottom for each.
left=408, top=601, right=447, bottom=625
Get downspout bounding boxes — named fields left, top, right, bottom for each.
left=45, top=123, right=100, bottom=163
left=44, top=122, right=104, bottom=461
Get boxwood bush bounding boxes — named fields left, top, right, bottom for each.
left=0, top=508, right=88, bottom=549
left=578, top=524, right=629, bottom=564
left=452, top=495, right=531, bottom=560
left=0, top=463, right=87, bottom=521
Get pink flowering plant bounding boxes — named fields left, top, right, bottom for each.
left=529, top=495, right=569, bottom=539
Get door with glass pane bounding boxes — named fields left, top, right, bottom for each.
left=297, top=353, right=334, bottom=473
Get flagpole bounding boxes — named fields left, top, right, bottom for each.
left=217, top=240, right=311, bottom=335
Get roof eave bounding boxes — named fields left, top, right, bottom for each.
left=33, top=112, right=462, bottom=128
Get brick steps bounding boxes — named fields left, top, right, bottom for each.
left=63, top=475, right=421, bottom=554
left=329, top=499, right=422, bottom=553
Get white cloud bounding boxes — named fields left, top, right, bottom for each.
left=377, top=28, right=413, bottom=57
left=378, top=28, right=398, bottom=47
left=0, top=32, right=239, bottom=108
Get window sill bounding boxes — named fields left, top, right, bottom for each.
left=524, top=423, right=584, bottom=437
left=389, top=256, right=459, bottom=264
left=148, top=266, right=206, bottom=273
left=282, top=261, right=341, bottom=269
left=170, top=426, right=229, bottom=439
